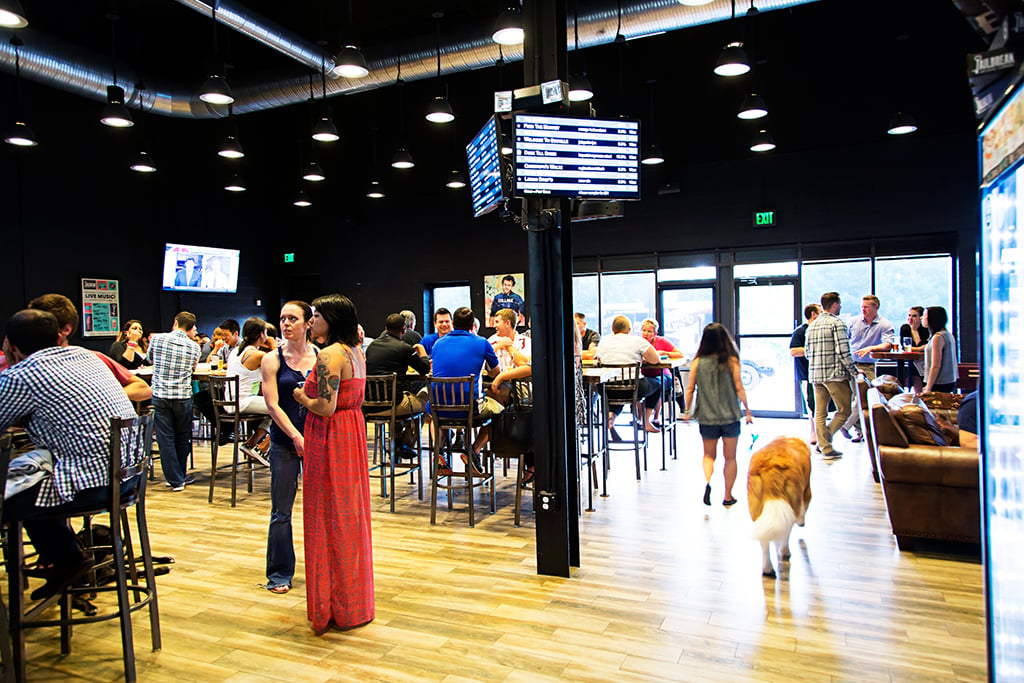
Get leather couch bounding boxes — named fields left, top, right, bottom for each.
left=865, top=386, right=980, bottom=550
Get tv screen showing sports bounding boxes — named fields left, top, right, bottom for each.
left=161, top=243, right=240, bottom=293
left=513, top=113, right=640, bottom=200
left=466, top=115, right=505, bottom=217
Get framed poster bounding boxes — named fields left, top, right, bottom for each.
left=484, top=272, right=526, bottom=327
left=81, top=278, right=120, bottom=338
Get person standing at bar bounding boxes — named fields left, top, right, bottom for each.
left=149, top=311, right=201, bottom=490
left=805, top=292, right=858, bottom=460
left=842, top=294, right=895, bottom=442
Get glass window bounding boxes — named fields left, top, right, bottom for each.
left=801, top=259, right=871, bottom=325
left=875, top=255, right=954, bottom=338
left=599, top=272, right=655, bottom=336
left=657, top=266, right=716, bottom=282
left=572, top=274, right=599, bottom=327
left=661, top=287, right=714, bottom=357
left=429, top=284, right=470, bottom=332
left=734, top=261, right=798, bottom=278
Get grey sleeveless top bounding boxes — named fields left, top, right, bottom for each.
left=692, top=355, right=742, bottom=425
left=925, top=329, right=957, bottom=386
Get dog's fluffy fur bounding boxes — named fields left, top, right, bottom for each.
left=747, top=436, right=812, bottom=577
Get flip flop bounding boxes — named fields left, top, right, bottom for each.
left=723, top=497, right=738, bottom=507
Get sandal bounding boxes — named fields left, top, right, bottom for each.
left=267, top=584, right=290, bottom=594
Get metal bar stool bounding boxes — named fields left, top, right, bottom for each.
left=363, top=373, right=424, bottom=512
left=206, top=375, right=268, bottom=507
left=602, top=362, right=647, bottom=480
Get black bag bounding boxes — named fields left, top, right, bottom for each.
left=491, top=404, right=533, bottom=456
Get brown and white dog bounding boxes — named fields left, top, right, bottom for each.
left=747, top=436, right=812, bottom=578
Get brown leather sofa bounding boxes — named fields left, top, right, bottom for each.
left=865, top=386, right=980, bottom=550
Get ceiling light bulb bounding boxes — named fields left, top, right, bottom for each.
left=501, top=134, right=514, bottom=156
left=568, top=73, right=594, bottom=102
left=391, top=147, right=415, bottom=169
left=333, top=45, right=369, bottom=78
left=493, top=5, right=524, bottom=46
left=0, top=0, right=28, bottom=28
left=887, top=112, right=918, bottom=135
left=218, top=135, right=245, bottom=159
left=641, top=144, right=665, bottom=165
left=302, top=161, right=326, bottom=182
left=677, top=0, right=714, bottom=5
left=100, top=85, right=134, bottom=128
left=738, top=93, right=768, bottom=120
left=199, top=75, right=234, bottom=105
left=130, top=151, right=157, bottom=173
left=426, top=96, right=455, bottom=123
left=714, top=42, right=750, bottom=77
left=366, top=180, right=385, bottom=198
left=4, top=121, right=37, bottom=147
left=750, top=129, right=776, bottom=152
left=311, top=116, right=340, bottom=142
left=224, top=175, right=247, bottom=191
left=446, top=170, right=467, bottom=189
left=293, top=190, right=312, bottom=207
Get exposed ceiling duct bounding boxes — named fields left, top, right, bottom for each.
left=0, top=0, right=819, bottom=119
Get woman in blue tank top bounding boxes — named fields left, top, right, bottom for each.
left=260, top=301, right=317, bottom=593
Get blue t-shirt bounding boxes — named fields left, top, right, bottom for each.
left=490, top=291, right=525, bottom=318
left=430, top=330, right=499, bottom=404
left=958, top=390, right=978, bottom=436
left=422, top=332, right=447, bottom=356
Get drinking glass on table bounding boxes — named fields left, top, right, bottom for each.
left=902, top=336, right=912, bottom=352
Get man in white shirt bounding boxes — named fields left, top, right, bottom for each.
left=595, top=315, right=663, bottom=437
left=487, top=308, right=532, bottom=405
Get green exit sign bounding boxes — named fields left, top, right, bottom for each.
left=283, top=253, right=295, bottom=263
left=753, top=210, right=777, bottom=228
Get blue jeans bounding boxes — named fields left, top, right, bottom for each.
left=266, top=440, right=302, bottom=588
left=153, top=396, right=193, bottom=486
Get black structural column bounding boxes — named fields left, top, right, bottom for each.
left=522, top=0, right=580, bottom=577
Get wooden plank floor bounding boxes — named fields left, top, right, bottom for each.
left=13, top=419, right=986, bottom=682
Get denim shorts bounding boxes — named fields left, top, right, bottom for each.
left=698, top=421, right=741, bottom=440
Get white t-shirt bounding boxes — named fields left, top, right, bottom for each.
left=487, top=331, right=532, bottom=372
left=226, top=346, right=262, bottom=413
left=595, top=333, right=652, bottom=366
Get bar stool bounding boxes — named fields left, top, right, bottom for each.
left=5, top=414, right=161, bottom=683
left=427, top=375, right=496, bottom=527
left=0, top=432, right=15, bottom=683
left=602, top=362, right=647, bottom=480
left=206, top=375, right=268, bottom=507
left=363, top=373, right=423, bottom=512
left=489, top=379, right=533, bottom=527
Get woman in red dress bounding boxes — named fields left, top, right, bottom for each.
left=292, top=293, right=374, bottom=633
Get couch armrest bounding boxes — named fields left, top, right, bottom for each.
left=878, top=445, right=980, bottom=488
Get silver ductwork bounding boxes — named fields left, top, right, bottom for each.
left=0, top=0, right=818, bottom=119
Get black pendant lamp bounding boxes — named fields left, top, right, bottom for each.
left=738, top=93, right=767, bottom=120
left=391, top=55, right=415, bottom=169
left=311, top=63, right=340, bottom=143
left=199, top=3, right=234, bottom=105
left=750, top=129, right=775, bottom=152
left=0, top=0, right=28, bottom=28
left=130, top=82, right=157, bottom=172
left=4, top=36, right=37, bottom=147
left=425, top=12, right=455, bottom=124
left=367, top=129, right=386, bottom=198
left=333, top=1, right=369, bottom=78
left=492, top=2, right=524, bottom=46
left=100, top=12, right=133, bottom=128
left=568, top=1, right=593, bottom=103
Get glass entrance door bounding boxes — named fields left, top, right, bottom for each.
left=659, top=286, right=715, bottom=358
left=735, top=279, right=799, bottom=416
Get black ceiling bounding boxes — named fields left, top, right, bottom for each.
left=1, top=0, right=987, bottom=211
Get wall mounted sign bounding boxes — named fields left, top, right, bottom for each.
left=753, top=210, right=777, bottom=228
left=81, top=278, right=120, bottom=338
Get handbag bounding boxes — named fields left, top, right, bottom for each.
left=490, top=383, right=533, bottom=456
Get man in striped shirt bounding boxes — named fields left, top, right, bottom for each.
left=149, top=311, right=201, bottom=490
left=804, top=292, right=858, bottom=460
left=1, top=309, right=138, bottom=600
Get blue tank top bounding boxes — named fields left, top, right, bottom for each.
left=269, top=345, right=317, bottom=446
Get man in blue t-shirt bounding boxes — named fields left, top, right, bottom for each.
left=489, top=275, right=525, bottom=326
left=431, top=307, right=502, bottom=475
left=420, top=308, right=452, bottom=356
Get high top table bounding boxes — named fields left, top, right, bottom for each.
left=869, top=350, right=923, bottom=390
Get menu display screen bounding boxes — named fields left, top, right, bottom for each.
left=466, top=115, right=504, bottom=218
left=513, top=114, right=639, bottom=200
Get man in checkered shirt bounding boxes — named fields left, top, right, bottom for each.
left=1, top=309, right=138, bottom=600
left=804, top=291, right=858, bottom=460
left=149, top=311, right=201, bottom=490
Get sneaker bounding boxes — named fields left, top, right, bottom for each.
left=821, top=450, right=843, bottom=460
left=183, top=474, right=197, bottom=486
left=240, top=444, right=271, bottom=467
left=839, top=427, right=852, bottom=440
left=171, top=484, right=185, bottom=492
left=460, top=452, right=486, bottom=477
left=436, top=456, right=454, bottom=477
left=849, top=428, right=864, bottom=443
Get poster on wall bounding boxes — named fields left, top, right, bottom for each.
left=81, top=278, right=120, bottom=338
left=483, top=273, right=526, bottom=327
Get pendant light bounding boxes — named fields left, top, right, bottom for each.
left=887, top=112, right=918, bottom=135
left=738, top=93, right=767, bottom=119
left=311, top=64, right=339, bottom=143
left=425, top=12, right=455, bottom=124
left=224, top=174, right=246, bottom=192
left=568, top=1, right=593, bottom=102
left=446, top=170, right=467, bottom=189
left=641, top=81, right=664, bottom=166
left=391, top=54, right=414, bottom=169
left=129, top=82, right=157, bottom=172
left=333, top=1, right=369, bottom=78
left=199, top=3, right=234, bottom=105
left=0, top=0, right=28, bottom=28
left=218, top=104, right=245, bottom=158
left=4, top=36, right=37, bottom=147
left=366, top=181, right=385, bottom=199
left=293, top=190, right=312, bottom=207
left=678, top=0, right=714, bottom=4
left=293, top=143, right=314, bottom=205
left=713, top=1, right=751, bottom=77
left=100, top=11, right=133, bottom=128
left=303, top=161, right=326, bottom=182
left=367, top=129, right=386, bottom=198
left=492, top=2, right=524, bottom=46
left=750, top=129, right=775, bottom=152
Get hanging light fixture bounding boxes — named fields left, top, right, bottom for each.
left=4, top=36, right=37, bottom=147
left=391, top=54, right=414, bottom=169
left=303, top=161, right=326, bottom=182
left=738, top=93, right=768, bottom=119
left=218, top=135, right=244, bottom=158
left=492, top=3, right=524, bottom=46
left=501, top=134, right=514, bottom=156
left=332, top=1, right=369, bottom=78
left=641, top=81, right=664, bottom=166
left=677, top=0, right=714, bottom=5
left=224, top=174, right=247, bottom=192
left=426, top=12, right=455, bottom=123
left=100, top=12, right=133, bottom=128
left=366, top=129, right=386, bottom=198
left=391, top=148, right=414, bottom=169
left=129, top=82, right=157, bottom=172
left=0, top=0, right=28, bottom=29
left=569, top=1, right=593, bottom=102
left=293, top=189, right=312, bottom=207
left=199, top=3, right=234, bottom=105
left=312, top=62, right=340, bottom=142
left=714, top=41, right=749, bottom=77
left=446, top=170, right=467, bottom=189
left=366, top=180, right=385, bottom=199
left=750, top=129, right=776, bottom=152
left=130, top=151, right=157, bottom=173
left=887, top=112, right=918, bottom=135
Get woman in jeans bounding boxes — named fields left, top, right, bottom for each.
left=682, top=323, right=753, bottom=507
left=259, top=301, right=316, bottom=594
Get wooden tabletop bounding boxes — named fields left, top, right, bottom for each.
left=870, top=351, right=923, bottom=360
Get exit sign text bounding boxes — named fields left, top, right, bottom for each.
left=283, top=253, right=295, bottom=263
left=753, top=210, right=777, bottom=228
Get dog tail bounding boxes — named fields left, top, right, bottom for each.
left=751, top=499, right=797, bottom=545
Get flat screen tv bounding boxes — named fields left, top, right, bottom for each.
left=466, top=115, right=505, bottom=217
left=161, top=243, right=240, bottom=293
left=513, top=113, right=640, bottom=200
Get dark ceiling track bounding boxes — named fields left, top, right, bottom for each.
left=0, top=0, right=820, bottom=119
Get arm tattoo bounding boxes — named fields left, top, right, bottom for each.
left=315, top=354, right=340, bottom=401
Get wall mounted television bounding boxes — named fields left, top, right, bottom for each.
left=161, top=243, right=240, bottom=293
left=513, top=113, right=640, bottom=200
left=466, top=114, right=506, bottom=218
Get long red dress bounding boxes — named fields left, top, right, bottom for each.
left=302, top=346, right=374, bottom=632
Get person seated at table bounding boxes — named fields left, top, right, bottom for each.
left=421, top=308, right=453, bottom=356
left=574, top=312, right=600, bottom=360
left=1, top=309, right=139, bottom=601
left=487, top=308, right=532, bottom=406
left=211, top=319, right=241, bottom=366
left=595, top=315, right=663, bottom=438
left=958, top=390, right=978, bottom=450
left=201, top=327, right=222, bottom=362
left=108, top=319, right=152, bottom=370
left=365, top=314, right=431, bottom=459
left=922, top=306, right=957, bottom=393
left=226, top=317, right=275, bottom=464
left=639, top=318, right=684, bottom=430
left=899, top=306, right=930, bottom=392
left=430, top=307, right=502, bottom=476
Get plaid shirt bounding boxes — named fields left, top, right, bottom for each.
left=149, top=329, right=200, bottom=399
left=805, top=312, right=857, bottom=384
left=0, top=346, right=138, bottom=506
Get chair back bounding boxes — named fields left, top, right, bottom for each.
left=207, top=375, right=240, bottom=413
left=427, top=375, right=477, bottom=425
left=602, top=362, right=642, bottom=407
left=363, top=373, right=398, bottom=422
left=957, top=363, right=980, bottom=393
left=108, top=412, right=155, bottom=511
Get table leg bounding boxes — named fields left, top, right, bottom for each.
left=600, top=383, right=610, bottom=498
